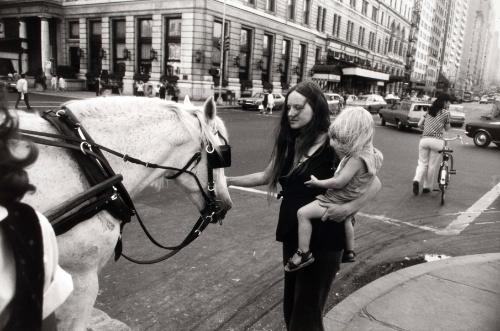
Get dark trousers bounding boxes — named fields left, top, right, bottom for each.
left=15, top=92, right=31, bottom=109
left=283, top=243, right=342, bottom=331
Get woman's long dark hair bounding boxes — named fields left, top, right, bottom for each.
left=268, top=81, right=330, bottom=192
left=429, top=93, right=451, bottom=117
left=0, top=82, right=38, bottom=205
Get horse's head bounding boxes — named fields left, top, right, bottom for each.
left=171, top=96, right=233, bottom=223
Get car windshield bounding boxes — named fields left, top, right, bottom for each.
left=358, top=96, right=368, bottom=101
left=252, top=93, right=264, bottom=98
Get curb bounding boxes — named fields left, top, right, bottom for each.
left=324, top=253, right=500, bottom=330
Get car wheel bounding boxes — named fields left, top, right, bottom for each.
left=473, top=131, right=491, bottom=147
left=380, top=116, right=386, bottom=126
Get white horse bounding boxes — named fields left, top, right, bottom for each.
left=19, top=96, right=233, bottom=330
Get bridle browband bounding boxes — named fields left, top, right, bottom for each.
left=19, top=108, right=231, bottom=264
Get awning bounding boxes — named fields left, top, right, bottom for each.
left=342, top=67, right=389, bottom=81
left=312, top=73, right=341, bottom=82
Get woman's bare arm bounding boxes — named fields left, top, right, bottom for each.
left=318, top=176, right=381, bottom=221
left=226, top=162, right=273, bottom=188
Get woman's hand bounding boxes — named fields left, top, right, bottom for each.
left=304, top=175, right=321, bottom=188
left=318, top=201, right=352, bottom=222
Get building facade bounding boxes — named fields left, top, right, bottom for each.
left=439, top=0, right=467, bottom=94
left=456, top=0, right=493, bottom=94
left=1, top=0, right=415, bottom=99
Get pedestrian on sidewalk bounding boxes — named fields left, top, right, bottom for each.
left=51, top=75, right=58, bottom=91
left=227, top=80, right=381, bottom=331
left=14, top=74, right=32, bottom=111
left=260, top=91, right=269, bottom=115
left=58, top=76, right=66, bottom=92
left=266, top=90, right=275, bottom=115
left=412, top=93, right=451, bottom=195
left=285, top=106, right=383, bottom=271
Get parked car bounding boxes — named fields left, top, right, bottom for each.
left=448, top=104, right=466, bottom=128
left=0, top=75, right=17, bottom=92
left=379, top=101, right=431, bottom=130
left=465, top=119, right=500, bottom=148
left=350, top=94, right=387, bottom=113
left=479, top=95, right=489, bottom=104
left=472, top=96, right=480, bottom=102
left=237, top=92, right=285, bottom=111
left=345, top=94, right=358, bottom=104
left=324, top=93, right=344, bottom=115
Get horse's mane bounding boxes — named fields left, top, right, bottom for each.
left=62, top=96, right=226, bottom=149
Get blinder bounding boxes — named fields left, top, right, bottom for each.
left=206, top=132, right=231, bottom=169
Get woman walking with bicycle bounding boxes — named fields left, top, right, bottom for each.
left=412, top=94, right=451, bottom=195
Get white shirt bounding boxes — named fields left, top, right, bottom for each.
left=267, top=93, right=275, bottom=108
left=0, top=206, right=73, bottom=319
left=16, top=78, right=28, bottom=94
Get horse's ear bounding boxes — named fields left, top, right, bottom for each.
left=183, top=94, right=192, bottom=105
left=203, top=96, right=216, bottom=121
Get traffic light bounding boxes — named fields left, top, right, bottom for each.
left=224, top=36, right=230, bottom=50
left=209, top=68, right=220, bottom=76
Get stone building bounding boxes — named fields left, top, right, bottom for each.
left=0, top=0, right=414, bottom=98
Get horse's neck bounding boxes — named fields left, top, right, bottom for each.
left=74, top=104, right=200, bottom=196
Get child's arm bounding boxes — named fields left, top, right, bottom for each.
left=305, top=157, right=364, bottom=189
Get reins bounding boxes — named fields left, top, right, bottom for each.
left=19, top=108, right=228, bottom=264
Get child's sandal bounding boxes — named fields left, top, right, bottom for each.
left=341, top=250, right=356, bottom=263
left=284, top=249, right=315, bottom=272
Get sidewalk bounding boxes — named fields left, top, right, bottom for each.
left=324, top=253, right=500, bottom=331
left=30, top=90, right=237, bottom=108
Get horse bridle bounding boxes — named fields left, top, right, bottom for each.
left=19, top=108, right=232, bottom=263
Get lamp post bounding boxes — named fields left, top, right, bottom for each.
left=218, top=0, right=226, bottom=105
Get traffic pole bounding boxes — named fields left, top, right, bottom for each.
left=218, top=0, right=226, bottom=105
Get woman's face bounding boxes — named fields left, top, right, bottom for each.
left=286, top=91, right=313, bottom=130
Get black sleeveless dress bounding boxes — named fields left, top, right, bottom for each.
left=277, top=141, right=345, bottom=252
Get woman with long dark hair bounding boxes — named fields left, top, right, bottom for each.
left=227, top=81, right=381, bottom=331
left=0, top=82, right=73, bottom=330
left=412, top=93, right=451, bottom=194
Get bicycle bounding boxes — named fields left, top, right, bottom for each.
left=437, top=135, right=463, bottom=205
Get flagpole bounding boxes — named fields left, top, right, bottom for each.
left=218, top=0, right=226, bottom=105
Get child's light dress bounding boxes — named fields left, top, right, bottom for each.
left=316, top=147, right=383, bottom=204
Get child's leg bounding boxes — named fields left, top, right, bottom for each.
left=296, top=200, right=327, bottom=253
left=344, top=217, right=355, bottom=251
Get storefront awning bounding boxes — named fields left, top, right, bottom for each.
left=342, top=67, right=389, bottom=81
left=312, top=73, right=341, bottom=82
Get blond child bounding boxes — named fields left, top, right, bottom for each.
left=285, top=106, right=383, bottom=272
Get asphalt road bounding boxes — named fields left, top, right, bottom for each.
left=9, top=93, right=500, bottom=331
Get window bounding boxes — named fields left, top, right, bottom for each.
left=137, top=18, right=153, bottom=75
left=112, top=20, right=126, bottom=75
left=333, top=14, right=341, bottom=38
left=362, top=1, right=368, bottom=15
left=287, top=0, right=296, bottom=20
left=239, top=28, right=252, bottom=81
left=262, top=34, right=273, bottom=83
left=315, top=47, right=321, bottom=63
left=88, top=20, right=102, bottom=75
left=372, top=7, right=378, bottom=21
left=164, top=17, right=181, bottom=76
left=322, top=8, right=326, bottom=32
left=303, top=0, right=311, bottom=25
left=350, top=0, right=356, bottom=8
left=69, top=21, right=79, bottom=39
left=297, top=43, right=306, bottom=82
left=281, top=39, right=291, bottom=86
left=266, top=0, right=275, bottom=12
left=346, top=21, right=354, bottom=43
left=244, top=0, right=255, bottom=4
left=358, top=26, right=365, bottom=46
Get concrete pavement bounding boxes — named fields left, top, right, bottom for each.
left=324, top=253, right=500, bottom=331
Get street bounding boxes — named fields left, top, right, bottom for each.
left=8, top=92, right=500, bottom=331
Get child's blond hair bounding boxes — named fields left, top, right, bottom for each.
left=328, top=106, right=374, bottom=155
